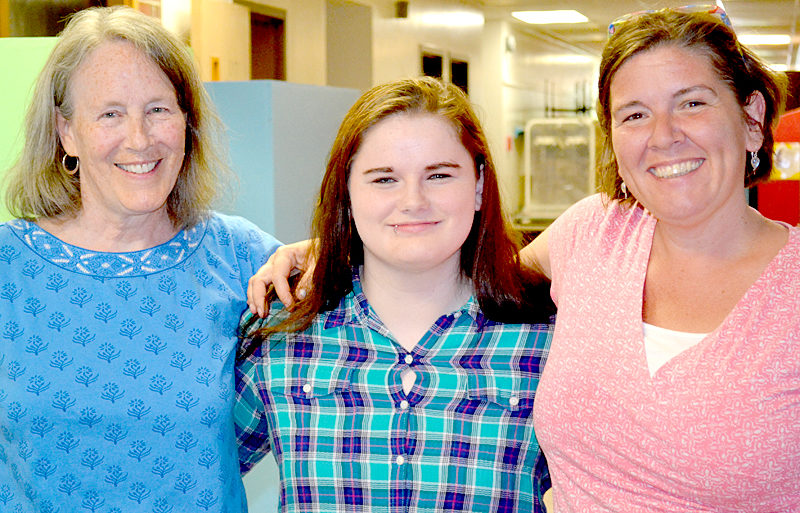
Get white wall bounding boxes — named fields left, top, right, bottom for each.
left=327, top=0, right=372, bottom=90
left=187, top=0, right=596, bottom=215
left=191, top=0, right=251, bottom=80
left=162, top=0, right=192, bottom=43
left=242, top=0, right=327, bottom=85
left=365, top=0, right=483, bottom=86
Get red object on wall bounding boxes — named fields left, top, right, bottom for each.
left=756, top=108, right=800, bottom=225
left=757, top=180, right=799, bottom=225
left=774, top=108, right=800, bottom=142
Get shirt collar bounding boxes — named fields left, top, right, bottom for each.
left=322, top=267, right=484, bottom=331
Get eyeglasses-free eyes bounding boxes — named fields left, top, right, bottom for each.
left=608, top=4, right=732, bottom=36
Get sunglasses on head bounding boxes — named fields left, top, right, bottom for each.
left=608, top=4, right=732, bottom=36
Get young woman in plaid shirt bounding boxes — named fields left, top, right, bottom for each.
left=235, top=77, right=555, bottom=513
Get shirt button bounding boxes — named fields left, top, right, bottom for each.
left=404, top=354, right=413, bottom=365
left=396, top=455, right=405, bottom=465
left=508, top=395, right=519, bottom=407
left=399, top=400, right=409, bottom=410
left=302, top=383, right=312, bottom=394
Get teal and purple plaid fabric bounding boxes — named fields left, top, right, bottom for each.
left=235, top=272, right=552, bottom=513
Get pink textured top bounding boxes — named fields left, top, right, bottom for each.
left=533, top=194, right=800, bottom=512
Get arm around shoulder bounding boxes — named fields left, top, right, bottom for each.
left=521, top=226, right=552, bottom=280
left=247, top=239, right=315, bottom=316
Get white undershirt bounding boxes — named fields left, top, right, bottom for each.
left=642, top=322, right=709, bottom=376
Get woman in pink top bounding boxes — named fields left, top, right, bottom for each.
left=247, top=6, right=800, bottom=512
left=524, top=6, right=800, bottom=512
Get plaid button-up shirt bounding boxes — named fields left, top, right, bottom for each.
left=235, top=273, right=553, bottom=513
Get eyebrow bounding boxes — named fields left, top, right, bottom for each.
left=613, top=85, right=717, bottom=115
left=426, top=161, right=460, bottom=171
left=362, top=167, right=392, bottom=174
left=95, top=95, right=176, bottom=109
left=674, top=84, right=716, bottom=98
left=361, top=161, right=461, bottom=174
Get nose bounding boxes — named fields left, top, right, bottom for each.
left=125, top=113, right=151, bottom=151
left=648, top=111, right=684, bottom=149
left=398, top=180, right=428, bottom=212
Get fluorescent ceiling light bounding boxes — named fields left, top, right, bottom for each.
left=512, top=10, right=588, bottom=25
left=738, top=34, right=791, bottom=45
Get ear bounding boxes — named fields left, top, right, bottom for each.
left=743, top=91, right=766, bottom=152
left=474, top=166, right=485, bottom=211
left=55, top=108, right=78, bottom=156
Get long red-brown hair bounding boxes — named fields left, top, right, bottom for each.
left=243, top=77, right=552, bottom=351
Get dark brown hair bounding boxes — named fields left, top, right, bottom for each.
left=242, top=77, right=552, bottom=352
left=597, top=8, right=787, bottom=205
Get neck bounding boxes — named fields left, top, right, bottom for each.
left=37, top=209, right=179, bottom=252
left=360, top=257, right=472, bottom=351
left=652, top=194, right=773, bottom=260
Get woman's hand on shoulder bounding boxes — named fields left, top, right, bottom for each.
left=247, top=239, right=315, bottom=317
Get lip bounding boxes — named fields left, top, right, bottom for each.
left=391, top=221, right=440, bottom=233
left=647, top=158, right=704, bottom=179
left=116, top=160, right=160, bottom=175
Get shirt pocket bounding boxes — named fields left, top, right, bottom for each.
left=263, top=361, right=355, bottom=464
left=268, top=360, right=354, bottom=403
left=459, top=371, right=541, bottom=477
left=465, top=371, right=538, bottom=415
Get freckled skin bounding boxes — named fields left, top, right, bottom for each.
left=609, top=44, right=763, bottom=229
left=57, top=39, right=187, bottom=228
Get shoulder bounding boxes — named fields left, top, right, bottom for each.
left=547, top=194, right=602, bottom=246
left=477, top=312, right=554, bottom=350
left=240, top=300, right=291, bottom=335
left=202, top=212, right=281, bottom=263
left=237, top=300, right=292, bottom=359
left=550, top=193, right=651, bottom=247
left=774, top=224, right=800, bottom=276
left=788, top=223, right=800, bottom=244
left=204, top=212, right=280, bottom=246
left=554, top=193, right=636, bottom=228
left=0, top=220, right=19, bottom=240
left=0, top=218, right=32, bottom=237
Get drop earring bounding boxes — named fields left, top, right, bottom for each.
left=750, top=151, right=760, bottom=171
left=620, top=181, right=628, bottom=199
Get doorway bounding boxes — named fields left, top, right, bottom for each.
left=250, top=12, right=284, bottom=80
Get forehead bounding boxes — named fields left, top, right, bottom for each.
left=68, top=39, right=174, bottom=99
left=610, top=45, right=726, bottom=98
left=374, top=111, right=454, bottom=133
left=356, top=112, right=463, bottom=153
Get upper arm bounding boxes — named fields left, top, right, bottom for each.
left=234, top=357, right=272, bottom=472
left=521, top=225, right=552, bottom=280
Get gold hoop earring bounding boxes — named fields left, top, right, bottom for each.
left=61, top=154, right=79, bottom=175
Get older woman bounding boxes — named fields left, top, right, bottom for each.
left=527, top=6, right=799, bottom=512
left=0, top=7, right=279, bottom=513
left=251, top=6, right=800, bottom=512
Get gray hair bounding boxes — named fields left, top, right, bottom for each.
left=5, top=6, right=230, bottom=228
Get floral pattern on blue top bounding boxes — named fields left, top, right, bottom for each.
left=0, top=213, right=280, bottom=513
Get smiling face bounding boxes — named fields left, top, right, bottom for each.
left=56, top=39, right=186, bottom=227
left=609, top=44, right=765, bottom=227
left=348, top=112, right=483, bottom=276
